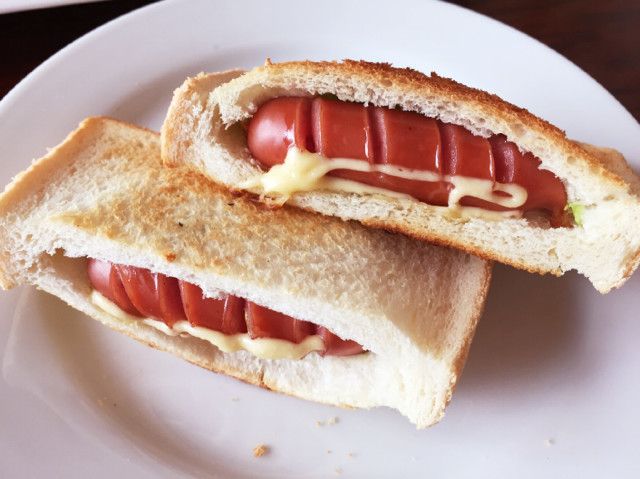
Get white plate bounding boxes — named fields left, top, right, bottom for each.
left=1, top=0, right=639, bottom=477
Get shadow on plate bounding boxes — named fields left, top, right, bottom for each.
left=460, top=263, right=589, bottom=396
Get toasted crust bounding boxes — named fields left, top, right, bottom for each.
left=0, top=116, right=492, bottom=427
left=261, top=61, right=617, bottom=183
left=217, top=59, right=629, bottom=190
left=161, top=70, right=245, bottom=176
left=161, top=60, right=640, bottom=292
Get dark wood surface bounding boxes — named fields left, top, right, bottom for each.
left=0, top=0, right=638, bottom=121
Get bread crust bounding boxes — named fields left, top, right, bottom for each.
left=161, top=60, right=640, bottom=292
left=258, top=60, right=625, bottom=187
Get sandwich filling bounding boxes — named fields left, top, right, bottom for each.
left=241, top=96, right=570, bottom=226
left=87, top=258, right=364, bottom=359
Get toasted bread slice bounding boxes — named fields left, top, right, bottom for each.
left=161, top=60, right=640, bottom=293
left=0, top=116, right=491, bottom=428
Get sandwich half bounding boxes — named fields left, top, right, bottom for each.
left=161, top=60, right=640, bottom=293
left=0, top=117, right=491, bottom=428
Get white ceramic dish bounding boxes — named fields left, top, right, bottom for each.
left=1, top=0, right=639, bottom=477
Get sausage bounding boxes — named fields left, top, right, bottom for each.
left=247, top=96, right=568, bottom=225
left=178, top=281, right=246, bottom=334
left=88, top=258, right=140, bottom=317
left=246, top=302, right=315, bottom=343
left=318, top=327, right=366, bottom=356
left=87, top=259, right=363, bottom=356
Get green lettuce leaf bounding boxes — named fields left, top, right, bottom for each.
left=565, top=202, right=585, bottom=227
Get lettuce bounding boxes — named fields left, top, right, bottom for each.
left=566, top=202, right=585, bottom=227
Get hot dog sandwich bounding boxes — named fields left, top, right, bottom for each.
left=161, top=60, right=640, bottom=293
left=0, top=116, right=491, bottom=428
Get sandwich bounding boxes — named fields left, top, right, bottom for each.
left=0, top=116, right=491, bottom=428
left=161, top=60, right=640, bottom=293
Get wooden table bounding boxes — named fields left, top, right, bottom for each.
left=1, top=0, right=638, bottom=121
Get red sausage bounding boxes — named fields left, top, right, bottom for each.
left=319, top=327, right=365, bottom=356
left=247, top=96, right=568, bottom=223
left=221, top=295, right=248, bottom=335
left=116, top=265, right=163, bottom=319
left=490, top=135, right=568, bottom=225
left=157, top=274, right=186, bottom=327
left=246, top=302, right=315, bottom=343
left=178, top=281, right=226, bottom=332
left=87, top=259, right=362, bottom=356
left=88, top=258, right=140, bottom=316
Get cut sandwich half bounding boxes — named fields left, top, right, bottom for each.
left=0, top=117, right=491, bottom=428
left=161, top=60, right=640, bottom=293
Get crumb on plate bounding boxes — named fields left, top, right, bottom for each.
left=253, top=444, right=269, bottom=458
left=316, top=416, right=340, bottom=427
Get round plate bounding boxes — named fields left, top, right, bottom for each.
left=1, top=0, right=639, bottom=477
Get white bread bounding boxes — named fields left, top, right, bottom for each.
left=0, top=116, right=491, bottom=428
left=161, top=60, right=640, bottom=293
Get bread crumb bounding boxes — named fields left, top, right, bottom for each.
left=334, top=467, right=343, bottom=475
left=347, top=452, right=356, bottom=459
left=316, top=416, right=339, bottom=427
left=231, top=397, right=240, bottom=402
left=545, top=438, right=556, bottom=447
left=326, top=449, right=332, bottom=454
left=253, top=444, right=269, bottom=458
left=164, top=251, right=177, bottom=262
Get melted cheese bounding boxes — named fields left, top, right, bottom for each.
left=241, top=146, right=528, bottom=220
left=91, top=290, right=325, bottom=360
